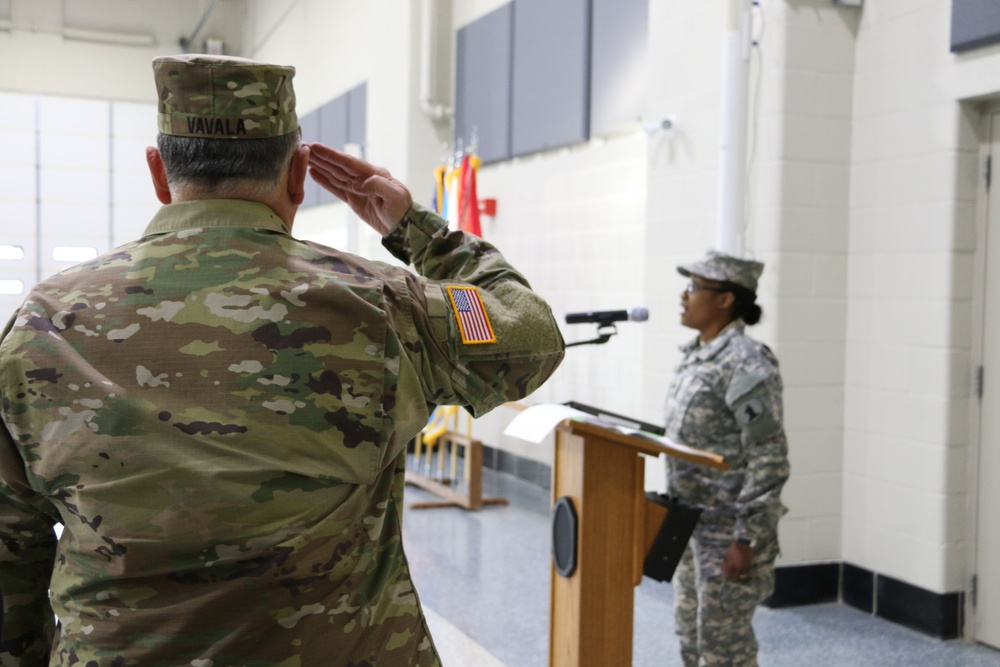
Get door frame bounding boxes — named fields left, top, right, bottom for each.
left=968, top=102, right=1000, bottom=645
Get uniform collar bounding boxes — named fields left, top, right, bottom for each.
left=680, top=320, right=745, bottom=360
left=144, top=199, right=290, bottom=236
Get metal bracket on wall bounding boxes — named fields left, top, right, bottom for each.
left=179, top=0, right=219, bottom=51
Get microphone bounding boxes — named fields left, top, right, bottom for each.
left=565, top=307, right=649, bottom=325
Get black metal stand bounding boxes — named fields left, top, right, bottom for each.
left=565, top=323, right=618, bottom=348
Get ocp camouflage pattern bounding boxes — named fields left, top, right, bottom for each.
left=0, top=200, right=564, bottom=666
left=154, top=55, right=298, bottom=139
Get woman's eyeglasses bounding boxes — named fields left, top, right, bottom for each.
left=685, top=280, right=729, bottom=294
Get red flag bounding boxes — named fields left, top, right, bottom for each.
left=458, top=154, right=482, bottom=237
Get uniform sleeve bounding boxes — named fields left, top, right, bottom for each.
left=0, top=381, right=58, bottom=665
left=724, top=359, right=790, bottom=547
left=382, top=204, right=565, bottom=416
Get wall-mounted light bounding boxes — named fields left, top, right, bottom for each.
left=643, top=116, right=677, bottom=140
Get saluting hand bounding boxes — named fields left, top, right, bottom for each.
left=307, top=143, right=413, bottom=237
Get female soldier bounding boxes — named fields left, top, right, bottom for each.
left=664, top=250, right=790, bottom=667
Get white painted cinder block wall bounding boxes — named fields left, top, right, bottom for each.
left=4, top=0, right=1000, bottom=598
left=641, top=0, right=1000, bottom=594
left=641, top=0, right=855, bottom=570
left=757, top=0, right=857, bottom=570
left=843, top=0, right=995, bottom=594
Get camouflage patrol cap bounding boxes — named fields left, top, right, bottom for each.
left=678, top=250, right=764, bottom=292
left=153, top=54, right=298, bottom=139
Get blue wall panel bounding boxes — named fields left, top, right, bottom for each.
left=590, top=0, right=647, bottom=136
left=347, top=82, right=367, bottom=155
left=455, top=4, right=513, bottom=164
left=298, top=110, right=321, bottom=208
left=318, top=96, right=348, bottom=204
left=510, top=0, right=591, bottom=157
left=951, top=0, right=1000, bottom=52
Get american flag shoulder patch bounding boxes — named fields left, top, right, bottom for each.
left=446, top=285, right=497, bottom=345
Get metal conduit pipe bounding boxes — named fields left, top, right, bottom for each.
left=716, top=0, right=753, bottom=257
left=179, top=0, right=219, bottom=52
left=419, top=0, right=452, bottom=122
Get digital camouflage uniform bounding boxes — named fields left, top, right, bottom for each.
left=664, top=252, right=790, bottom=667
left=0, top=55, right=565, bottom=667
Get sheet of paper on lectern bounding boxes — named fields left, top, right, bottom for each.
left=502, top=403, right=663, bottom=446
left=502, top=403, right=590, bottom=444
left=503, top=403, right=712, bottom=464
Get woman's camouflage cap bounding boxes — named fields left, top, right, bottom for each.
left=678, top=250, right=764, bottom=292
left=153, top=54, right=298, bottom=139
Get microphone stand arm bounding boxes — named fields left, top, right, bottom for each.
left=565, top=323, right=618, bottom=348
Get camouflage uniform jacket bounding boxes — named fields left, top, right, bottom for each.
left=0, top=199, right=565, bottom=666
left=663, top=322, right=789, bottom=566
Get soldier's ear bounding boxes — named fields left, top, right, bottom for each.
left=717, top=290, right=736, bottom=313
left=146, top=147, right=172, bottom=205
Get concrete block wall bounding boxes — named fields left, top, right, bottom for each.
left=475, top=136, right=650, bottom=415
left=844, top=0, right=984, bottom=594
left=640, top=1, right=854, bottom=566
left=641, top=0, right=729, bottom=430
left=762, top=1, right=856, bottom=567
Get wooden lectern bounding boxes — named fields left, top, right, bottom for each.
left=549, top=418, right=728, bottom=667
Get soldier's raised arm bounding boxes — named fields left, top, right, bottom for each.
left=308, top=144, right=565, bottom=415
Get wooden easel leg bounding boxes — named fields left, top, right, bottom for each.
left=404, top=434, right=507, bottom=511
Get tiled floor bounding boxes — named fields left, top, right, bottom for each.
left=402, top=468, right=1000, bottom=667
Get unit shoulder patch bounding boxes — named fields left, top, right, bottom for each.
left=446, top=286, right=496, bottom=345
left=734, top=397, right=765, bottom=426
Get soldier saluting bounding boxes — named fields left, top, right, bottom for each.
left=0, top=54, right=564, bottom=666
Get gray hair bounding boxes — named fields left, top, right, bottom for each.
left=157, top=132, right=301, bottom=199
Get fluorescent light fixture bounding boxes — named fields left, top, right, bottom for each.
left=0, top=245, right=24, bottom=260
left=62, top=26, right=156, bottom=47
left=53, top=246, right=98, bottom=262
left=0, top=279, right=24, bottom=295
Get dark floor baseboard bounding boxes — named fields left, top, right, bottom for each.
left=764, top=563, right=840, bottom=608
left=764, top=562, right=963, bottom=639
left=482, top=444, right=552, bottom=490
left=865, top=566, right=963, bottom=639
left=842, top=562, right=874, bottom=612
left=481, top=446, right=965, bottom=640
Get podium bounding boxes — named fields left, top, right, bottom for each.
left=548, top=418, right=728, bottom=667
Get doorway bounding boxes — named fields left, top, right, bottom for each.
left=973, top=107, right=1000, bottom=650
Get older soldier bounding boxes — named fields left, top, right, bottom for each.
left=0, top=55, right=564, bottom=666
left=663, top=250, right=790, bottom=667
